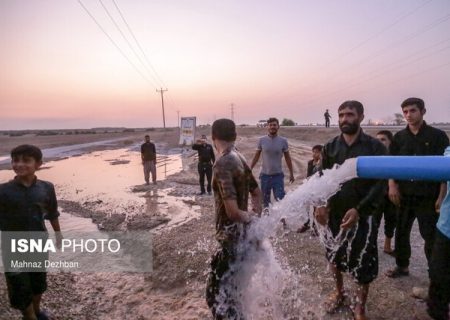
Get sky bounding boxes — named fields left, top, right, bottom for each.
left=0, top=0, right=449, bottom=129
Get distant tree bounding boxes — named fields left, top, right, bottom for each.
left=281, top=118, right=295, bottom=126
left=394, top=113, right=406, bottom=125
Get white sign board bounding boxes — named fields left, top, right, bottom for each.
left=179, top=117, right=196, bottom=145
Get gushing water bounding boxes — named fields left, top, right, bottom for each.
left=218, top=158, right=359, bottom=319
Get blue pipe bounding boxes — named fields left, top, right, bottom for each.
left=356, top=156, right=450, bottom=181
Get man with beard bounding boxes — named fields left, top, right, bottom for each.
left=250, top=117, right=295, bottom=208
left=315, top=101, right=387, bottom=320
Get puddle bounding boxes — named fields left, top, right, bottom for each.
left=0, top=148, right=200, bottom=231
left=0, top=138, right=128, bottom=166
left=48, top=208, right=99, bottom=232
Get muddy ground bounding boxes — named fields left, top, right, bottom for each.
left=1, top=126, right=448, bottom=320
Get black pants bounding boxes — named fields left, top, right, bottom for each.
left=5, top=272, right=47, bottom=311
left=206, top=244, right=244, bottom=319
left=427, top=229, right=450, bottom=320
left=325, top=119, right=330, bottom=128
left=395, top=198, right=438, bottom=269
left=374, top=197, right=397, bottom=239
left=198, top=162, right=212, bottom=193
left=327, top=213, right=379, bottom=284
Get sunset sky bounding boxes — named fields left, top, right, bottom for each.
left=1, top=0, right=449, bottom=129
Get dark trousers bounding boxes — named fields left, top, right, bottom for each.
left=427, top=229, right=450, bottom=320
left=206, top=244, right=244, bottom=319
left=395, top=198, right=438, bottom=269
left=325, top=119, right=330, bottom=127
left=327, top=214, right=379, bottom=284
left=198, top=162, right=213, bottom=193
left=374, top=197, right=397, bottom=238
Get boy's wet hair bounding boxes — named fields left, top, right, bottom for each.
left=11, top=144, right=43, bottom=162
left=401, top=97, right=425, bottom=111
left=376, top=130, right=393, bottom=142
left=267, top=117, right=279, bottom=125
left=145, top=135, right=150, bottom=138
left=312, top=145, right=323, bottom=152
left=338, top=100, right=364, bottom=116
left=212, top=119, right=236, bottom=142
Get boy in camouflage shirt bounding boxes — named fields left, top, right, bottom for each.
left=206, top=119, right=262, bottom=319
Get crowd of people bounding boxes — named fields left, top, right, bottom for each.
left=206, top=97, right=449, bottom=320
left=0, top=97, right=449, bottom=320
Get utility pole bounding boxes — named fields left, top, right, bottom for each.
left=156, top=88, right=168, bottom=128
left=177, top=110, right=180, bottom=128
left=230, top=103, right=234, bottom=121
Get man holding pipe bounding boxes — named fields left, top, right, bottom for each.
left=386, top=98, right=449, bottom=279
left=315, top=100, right=387, bottom=320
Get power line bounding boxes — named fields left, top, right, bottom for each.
left=298, top=36, right=450, bottom=106
left=324, top=0, right=434, bottom=67
left=272, top=0, right=434, bottom=101
left=77, top=0, right=155, bottom=86
left=111, top=0, right=167, bottom=88
left=98, top=0, right=161, bottom=88
left=287, top=13, right=450, bottom=108
left=349, top=60, right=450, bottom=99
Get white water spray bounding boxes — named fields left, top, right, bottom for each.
left=221, top=158, right=360, bottom=319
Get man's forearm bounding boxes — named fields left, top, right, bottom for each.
left=50, top=218, right=61, bottom=232
left=250, top=152, right=260, bottom=169
left=285, top=152, right=294, bottom=175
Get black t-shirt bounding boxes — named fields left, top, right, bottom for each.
left=141, top=142, right=156, bottom=161
left=390, top=122, right=449, bottom=199
left=192, top=143, right=215, bottom=164
left=322, top=130, right=387, bottom=216
left=307, top=159, right=320, bottom=178
left=0, top=178, right=60, bottom=232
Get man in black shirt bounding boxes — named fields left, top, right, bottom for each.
left=192, top=134, right=215, bottom=195
left=386, top=98, right=449, bottom=280
left=324, top=109, right=331, bottom=128
left=141, top=135, right=157, bottom=185
left=316, top=101, right=386, bottom=320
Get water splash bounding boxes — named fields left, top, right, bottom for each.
left=218, top=158, right=359, bottom=319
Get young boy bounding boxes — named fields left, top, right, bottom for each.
left=0, top=145, right=61, bottom=320
left=374, top=130, right=397, bottom=255
left=298, top=145, right=322, bottom=233
left=206, top=119, right=262, bottom=319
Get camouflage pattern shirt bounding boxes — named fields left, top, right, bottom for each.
left=212, top=145, right=258, bottom=244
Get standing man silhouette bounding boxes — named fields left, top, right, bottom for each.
left=324, top=109, right=332, bottom=128
left=141, top=135, right=157, bottom=185
left=192, top=134, right=215, bottom=195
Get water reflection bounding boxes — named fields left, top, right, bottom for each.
left=0, top=148, right=200, bottom=231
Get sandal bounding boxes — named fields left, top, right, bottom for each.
left=385, top=267, right=409, bottom=278
left=324, top=291, right=345, bottom=314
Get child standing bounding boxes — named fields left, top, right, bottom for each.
left=297, top=145, right=322, bottom=233
left=0, top=145, right=61, bottom=320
